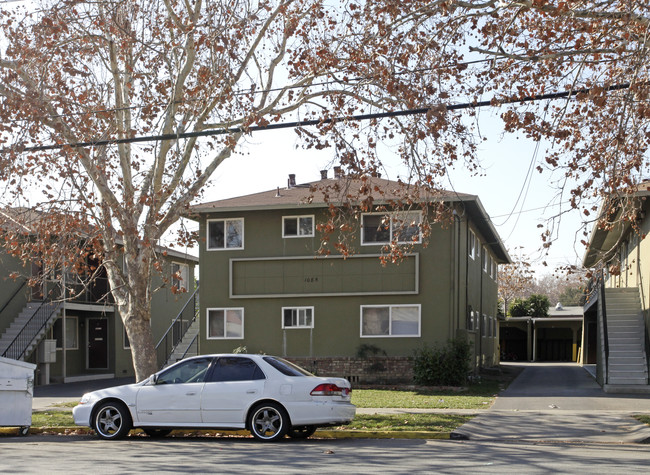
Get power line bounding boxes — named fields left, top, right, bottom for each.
left=16, top=82, right=632, bottom=153
left=5, top=58, right=497, bottom=126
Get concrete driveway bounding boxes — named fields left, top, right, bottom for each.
left=456, top=363, right=650, bottom=443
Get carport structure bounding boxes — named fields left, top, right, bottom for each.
left=500, top=306, right=584, bottom=363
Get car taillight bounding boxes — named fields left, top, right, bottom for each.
left=310, top=383, right=351, bottom=396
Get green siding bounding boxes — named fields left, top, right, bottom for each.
left=197, top=204, right=502, bottom=368
left=231, top=255, right=417, bottom=297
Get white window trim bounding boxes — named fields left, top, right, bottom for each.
left=282, top=215, right=315, bottom=238
left=361, top=211, right=423, bottom=246
left=206, top=218, right=245, bottom=251
left=469, top=230, right=476, bottom=260
left=281, top=306, right=315, bottom=329
left=171, top=261, right=190, bottom=290
left=123, top=326, right=130, bottom=350
left=54, top=316, right=79, bottom=350
left=482, top=246, right=489, bottom=272
left=206, top=307, right=244, bottom=340
left=360, top=304, right=421, bottom=337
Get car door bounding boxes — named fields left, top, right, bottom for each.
left=135, top=357, right=214, bottom=425
left=201, top=356, right=266, bottom=425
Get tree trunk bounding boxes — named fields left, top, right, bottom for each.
left=124, top=307, right=158, bottom=381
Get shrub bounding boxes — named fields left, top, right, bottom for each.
left=413, top=338, right=471, bottom=386
left=508, top=297, right=530, bottom=317
left=528, top=294, right=550, bottom=317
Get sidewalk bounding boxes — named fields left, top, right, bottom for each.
left=454, top=363, right=650, bottom=444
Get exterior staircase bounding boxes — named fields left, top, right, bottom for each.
left=0, top=301, right=62, bottom=361
left=604, top=288, right=649, bottom=386
left=164, top=318, right=200, bottom=366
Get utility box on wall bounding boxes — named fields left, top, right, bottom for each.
left=38, top=339, right=57, bottom=364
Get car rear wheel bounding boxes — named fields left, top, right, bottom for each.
left=249, top=402, right=289, bottom=442
left=94, top=401, right=132, bottom=440
left=287, top=425, right=316, bottom=439
left=143, top=429, right=172, bottom=438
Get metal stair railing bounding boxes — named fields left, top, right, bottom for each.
left=1, top=300, right=62, bottom=360
left=0, top=279, right=27, bottom=316
left=155, top=286, right=199, bottom=368
left=179, top=333, right=199, bottom=361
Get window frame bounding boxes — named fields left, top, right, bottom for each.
left=361, top=211, right=423, bottom=246
left=360, top=304, right=421, bottom=338
left=482, top=246, right=489, bottom=272
left=206, top=307, right=244, bottom=340
left=171, top=261, right=190, bottom=291
left=123, top=326, right=130, bottom=350
left=206, top=218, right=244, bottom=251
left=282, top=215, right=315, bottom=238
left=52, top=316, right=79, bottom=350
left=469, top=230, right=476, bottom=260
left=282, top=306, right=314, bottom=329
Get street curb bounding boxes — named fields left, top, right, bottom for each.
left=0, top=426, right=451, bottom=440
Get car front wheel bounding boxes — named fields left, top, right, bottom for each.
left=249, top=402, right=289, bottom=442
left=94, top=401, right=132, bottom=440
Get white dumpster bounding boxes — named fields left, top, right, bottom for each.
left=0, top=355, right=36, bottom=436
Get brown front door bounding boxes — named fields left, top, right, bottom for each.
left=88, top=318, right=109, bottom=369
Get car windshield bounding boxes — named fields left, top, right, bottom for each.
left=263, top=356, right=313, bottom=377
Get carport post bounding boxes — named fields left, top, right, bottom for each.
left=527, top=319, right=532, bottom=361
left=532, top=320, right=537, bottom=362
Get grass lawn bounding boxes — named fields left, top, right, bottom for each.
left=342, top=413, right=472, bottom=432
left=352, top=379, right=504, bottom=410
left=634, top=415, right=650, bottom=425
left=31, top=411, right=75, bottom=427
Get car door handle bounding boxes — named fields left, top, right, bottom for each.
left=186, top=392, right=197, bottom=396
left=246, top=390, right=257, bottom=394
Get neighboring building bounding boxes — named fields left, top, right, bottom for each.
left=583, top=184, right=650, bottom=392
left=500, top=303, right=584, bottom=362
left=0, top=209, right=199, bottom=384
left=188, top=172, right=510, bottom=384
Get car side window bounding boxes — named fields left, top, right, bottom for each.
left=208, top=357, right=266, bottom=382
left=156, top=357, right=213, bottom=384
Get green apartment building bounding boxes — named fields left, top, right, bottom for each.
left=0, top=210, right=198, bottom=384
left=190, top=173, right=510, bottom=383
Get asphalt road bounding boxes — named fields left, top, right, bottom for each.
left=1, top=435, right=650, bottom=474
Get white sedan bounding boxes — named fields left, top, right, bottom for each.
left=72, top=354, right=355, bottom=441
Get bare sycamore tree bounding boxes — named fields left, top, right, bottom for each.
left=1, top=0, right=649, bottom=378
left=498, top=250, right=536, bottom=315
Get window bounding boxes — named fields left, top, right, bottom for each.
left=492, top=260, right=498, bottom=281
left=361, top=305, right=420, bottom=337
left=263, top=356, right=313, bottom=376
left=123, top=327, right=130, bottom=350
left=157, top=357, right=213, bottom=384
left=282, top=307, right=314, bottom=329
left=469, top=230, right=476, bottom=259
left=467, top=310, right=475, bottom=331
left=207, top=308, right=244, bottom=339
left=52, top=316, right=78, bottom=350
left=171, top=262, right=189, bottom=291
left=361, top=212, right=422, bottom=245
left=209, top=357, right=265, bottom=382
left=482, top=247, right=489, bottom=272
left=207, top=218, right=244, bottom=250
left=283, top=215, right=314, bottom=238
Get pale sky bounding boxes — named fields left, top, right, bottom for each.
left=188, top=114, right=593, bottom=278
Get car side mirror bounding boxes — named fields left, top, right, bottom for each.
left=151, top=374, right=159, bottom=385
